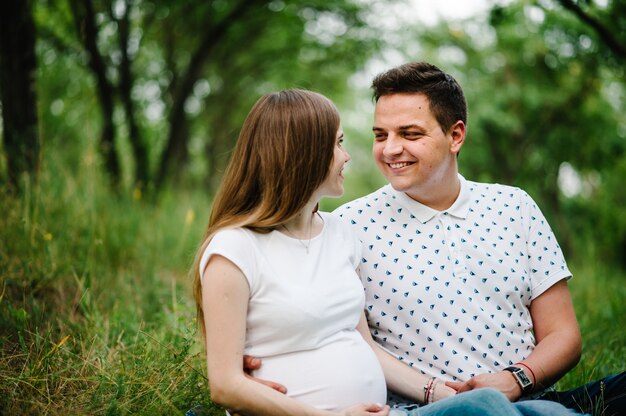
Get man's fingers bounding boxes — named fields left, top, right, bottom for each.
left=368, top=403, right=390, bottom=414
left=444, top=381, right=463, bottom=391
left=243, top=373, right=288, bottom=394
left=446, top=380, right=472, bottom=393
left=243, top=355, right=261, bottom=371
left=241, top=355, right=287, bottom=393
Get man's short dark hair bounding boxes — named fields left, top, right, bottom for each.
left=371, top=62, right=467, bottom=132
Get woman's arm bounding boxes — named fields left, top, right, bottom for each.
left=203, top=255, right=388, bottom=416
left=356, top=313, right=456, bottom=404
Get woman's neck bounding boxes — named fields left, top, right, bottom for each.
left=282, top=202, right=322, bottom=238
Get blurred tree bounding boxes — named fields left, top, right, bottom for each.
left=113, top=0, right=149, bottom=187
left=546, top=0, right=626, bottom=266
left=0, top=0, right=40, bottom=193
left=69, top=0, right=121, bottom=187
left=553, top=0, right=626, bottom=64
left=153, top=0, right=269, bottom=188
left=176, top=0, right=384, bottom=190
left=33, top=0, right=384, bottom=193
left=150, top=0, right=384, bottom=189
left=414, top=1, right=625, bottom=261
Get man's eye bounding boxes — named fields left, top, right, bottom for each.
left=403, top=132, right=421, bottom=139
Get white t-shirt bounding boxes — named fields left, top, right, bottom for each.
left=335, top=176, right=571, bottom=384
left=200, top=212, right=387, bottom=411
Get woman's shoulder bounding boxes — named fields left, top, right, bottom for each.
left=208, top=227, right=266, bottom=256
left=200, top=227, right=258, bottom=281
left=212, top=226, right=249, bottom=240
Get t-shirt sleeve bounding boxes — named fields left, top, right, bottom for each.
left=199, top=228, right=257, bottom=290
left=520, top=190, right=572, bottom=299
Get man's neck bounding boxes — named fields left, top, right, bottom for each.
left=405, top=174, right=461, bottom=212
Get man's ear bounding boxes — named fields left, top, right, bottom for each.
left=449, top=120, right=466, bottom=155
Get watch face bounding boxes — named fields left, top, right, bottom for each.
left=516, top=369, right=532, bottom=388
left=505, top=366, right=533, bottom=392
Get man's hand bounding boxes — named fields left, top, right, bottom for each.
left=445, top=372, right=522, bottom=401
left=226, top=357, right=289, bottom=416
left=243, top=355, right=288, bottom=394
left=342, top=403, right=390, bottom=416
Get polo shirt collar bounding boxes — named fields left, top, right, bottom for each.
left=389, top=174, right=471, bottom=223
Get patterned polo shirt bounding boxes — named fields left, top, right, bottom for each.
left=335, top=175, right=571, bottom=382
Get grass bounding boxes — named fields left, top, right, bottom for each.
left=0, top=157, right=221, bottom=415
left=1, top=158, right=624, bottom=415
left=560, top=262, right=626, bottom=389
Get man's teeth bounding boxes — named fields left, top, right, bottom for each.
left=389, top=162, right=412, bottom=169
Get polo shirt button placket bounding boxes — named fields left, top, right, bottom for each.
left=440, top=212, right=467, bottom=280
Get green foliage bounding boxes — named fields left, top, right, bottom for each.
left=559, top=262, right=626, bottom=390
left=29, top=0, right=386, bottom=191
left=0, top=150, right=218, bottom=414
left=406, top=0, right=626, bottom=263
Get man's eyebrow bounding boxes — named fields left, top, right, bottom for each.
left=372, top=124, right=426, bottom=132
left=398, top=124, right=426, bottom=131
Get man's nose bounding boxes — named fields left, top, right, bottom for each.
left=383, top=134, right=403, bottom=157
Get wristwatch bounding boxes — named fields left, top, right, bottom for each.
left=504, top=366, right=534, bottom=394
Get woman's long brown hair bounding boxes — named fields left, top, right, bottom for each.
left=192, top=89, right=340, bottom=341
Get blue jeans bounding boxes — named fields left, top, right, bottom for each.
left=390, top=389, right=584, bottom=416
left=537, top=371, right=626, bottom=416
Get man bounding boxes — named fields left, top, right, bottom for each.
left=245, top=62, right=625, bottom=415
left=332, top=61, right=624, bottom=415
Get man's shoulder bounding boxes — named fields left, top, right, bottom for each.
left=465, top=178, right=528, bottom=199
left=463, top=178, right=540, bottom=220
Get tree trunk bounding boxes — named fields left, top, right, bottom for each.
left=114, top=0, right=149, bottom=188
left=0, top=0, right=40, bottom=193
left=154, top=0, right=266, bottom=189
left=70, top=0, right=121, bottom=187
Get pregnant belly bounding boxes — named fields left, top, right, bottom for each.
left=251, top=330, right=387, bottom=411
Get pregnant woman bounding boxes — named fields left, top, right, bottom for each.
left=192, top=89, right=581, bottom=416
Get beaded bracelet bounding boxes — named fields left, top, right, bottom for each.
left=429, top=379, right=437, bottom=403
left=423, top=377, right=436, bottom=403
